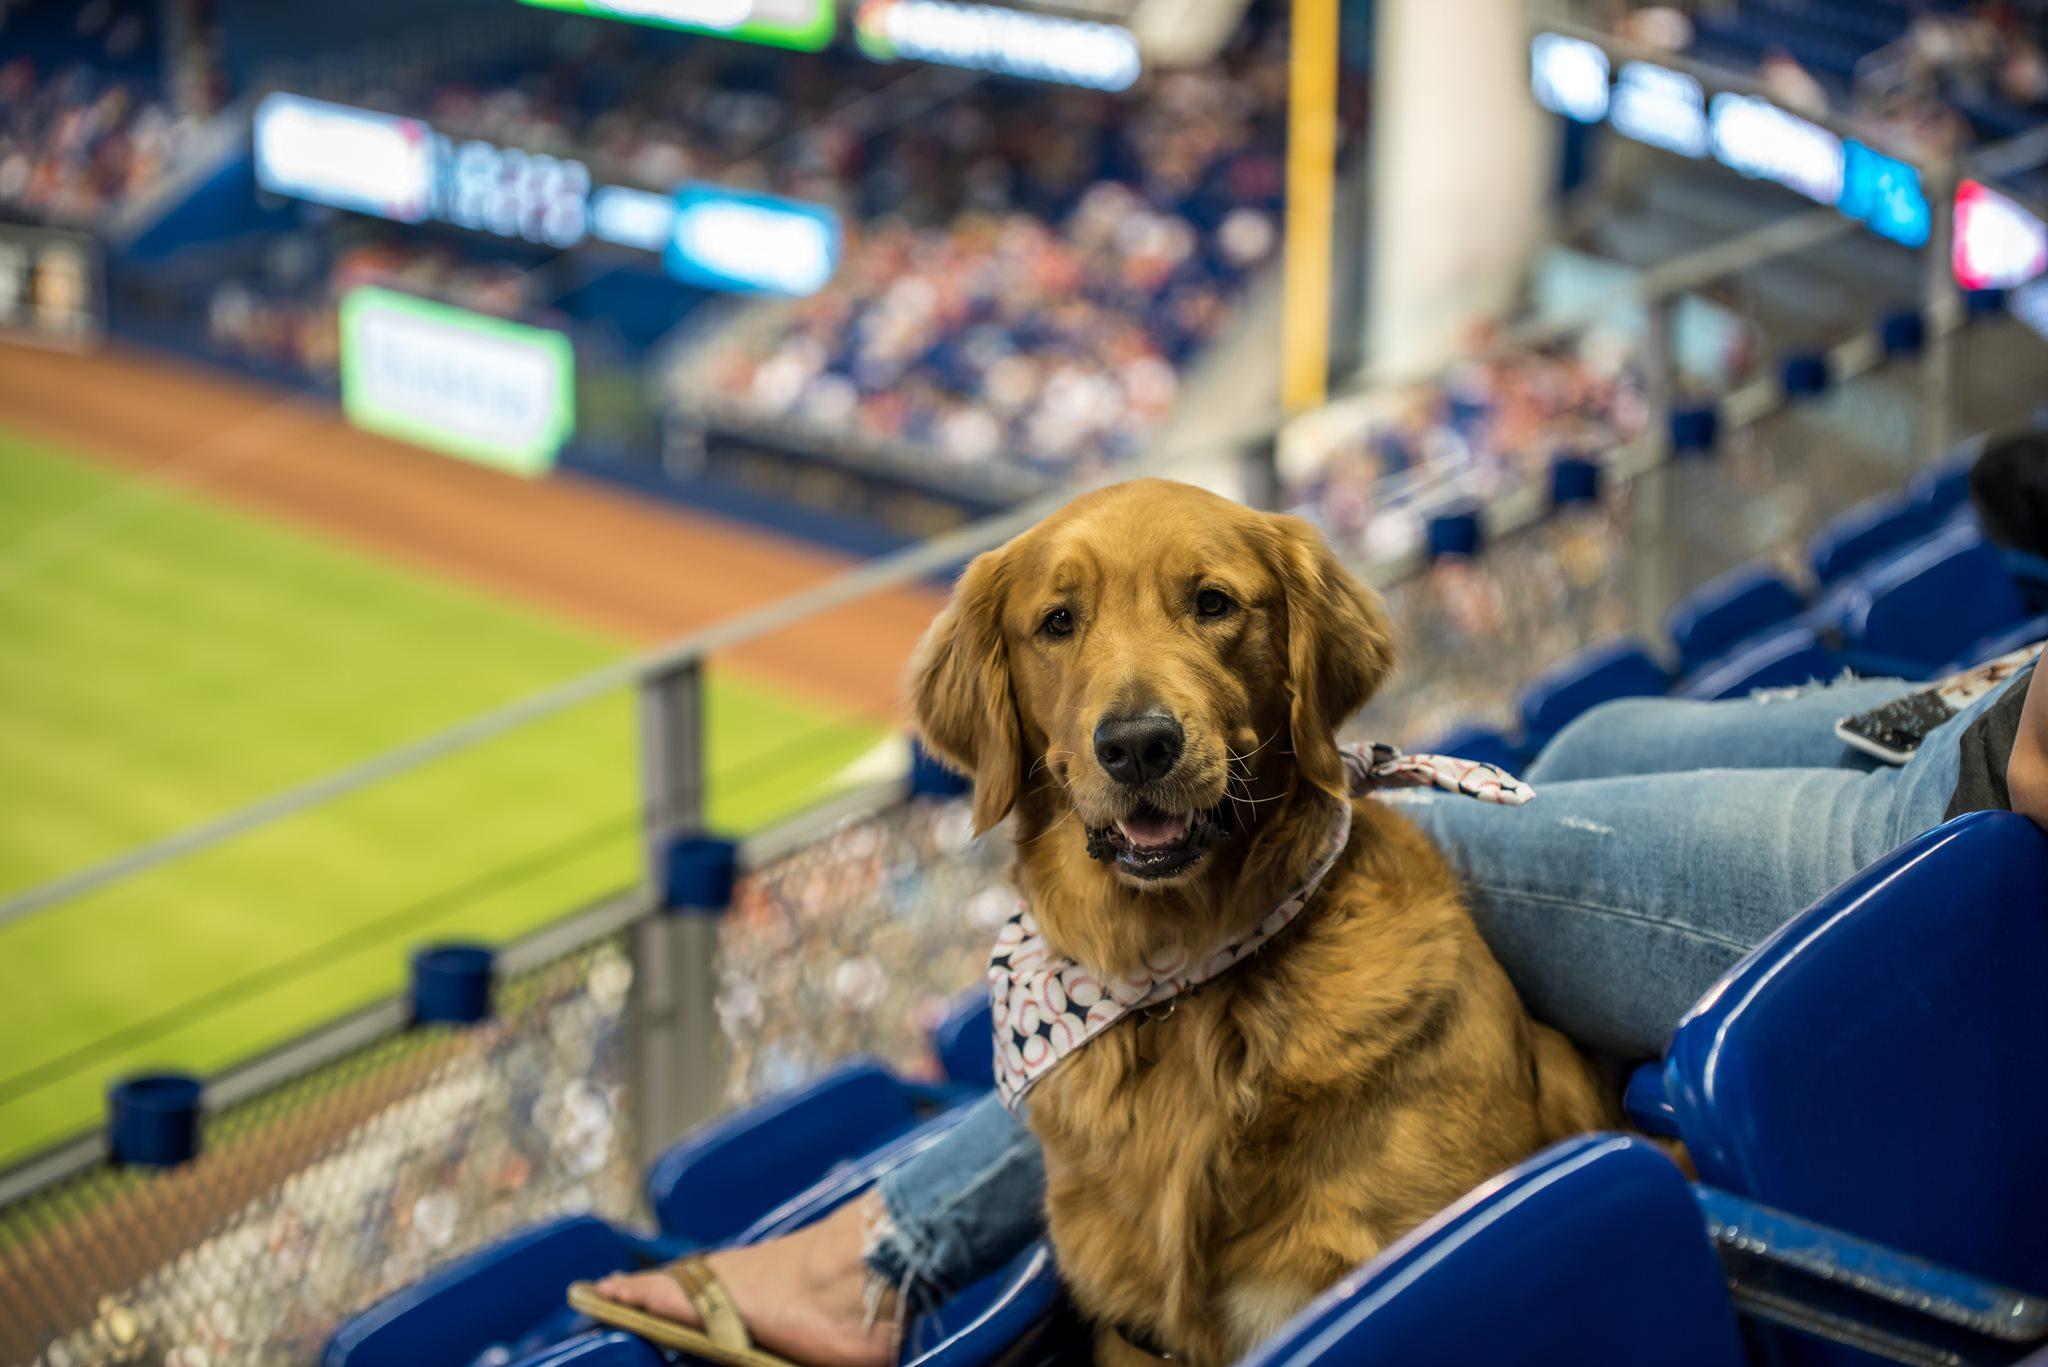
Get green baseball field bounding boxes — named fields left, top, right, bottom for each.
left=0, top=431, right=886, bottom=1167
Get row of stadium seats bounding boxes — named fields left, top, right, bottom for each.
left=1431, top=434, right=2048, bottom=766
left=324, top=438, right=2048, bottom=1367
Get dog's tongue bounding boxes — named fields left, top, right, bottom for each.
left=1118, top=808, right=1191, bottom=848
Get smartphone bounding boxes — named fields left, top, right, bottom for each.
left=1835, top=644, right=2042, bottom=764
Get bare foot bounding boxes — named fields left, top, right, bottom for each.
left=588, top=1194, right=898, bottom=1367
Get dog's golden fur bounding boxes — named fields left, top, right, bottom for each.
left=910, top=480, right=1616, bottom=1365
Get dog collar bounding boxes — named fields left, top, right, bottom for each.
left=987, top=742, right=1533, bottom=1111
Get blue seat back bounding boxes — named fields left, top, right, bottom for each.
left=931, top=990, right=996, bottom=1092
left=1676, top=626, right=1844, bottom=701
left=1841, top=526, right=2033, bottom=672
left=1666, top=563, right=1808, bottom=671
left=646, top=1057, right=919, bottom=1244
left=1912, top=434, right=1986, bottom=519
left=1664, top=813, right=2048, bottom=1296
left=325, top=1217, right=645, bottom=1367
left=1516, top=638, right=1673, bottom=753
left=1806, top=492, right=1937, bottom=586
left=1419, top=724, right=1526, bottom=774
left=1241, top=1134, right=1746, bottom=1367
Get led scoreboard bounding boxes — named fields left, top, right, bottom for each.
left=255, top=94, right=590, bottom=248
left=517, top=0, right=833, bottom=51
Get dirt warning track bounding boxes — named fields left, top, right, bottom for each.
left=0, top=343, right=948, bottom=718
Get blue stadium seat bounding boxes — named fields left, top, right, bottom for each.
left=1516, top=638, right=1673, bottom=754
left=1665, top=563, right=1809, bottom=673
left=324, top=1217, right=652, bottom=1367
left=1675, top=626, right=1846, bottom=701
left=646, top=1056, right=923, bottom=1244
left=1240, top=1134, right=1746, bottom=1367
left=1911, top=434, right=1987, bottom=521
left=1418, top=724, right=1526, bottom=773
left=504, top=1331, right=668, bottom=1367
left=1838, top=525, right=2046, bottom=676
left=1662, top=813, right=2048, bottom=1305
left=930, top=989, right=996, bottom=1093
left=1805, top=491, right=1936, bottom=587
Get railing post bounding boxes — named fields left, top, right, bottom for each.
left=1919, top=161, right=1958, bottom=462
left=630, top=660, right=735, bottom=1164
left=1241, top=435, right=1284, bottom=512
left=1630, top=294, right=1682, bottom=642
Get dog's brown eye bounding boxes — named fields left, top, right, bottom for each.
left=1196, top=589, right=1234, bottom=619
left=1041, top=607, right=1074, bottom=638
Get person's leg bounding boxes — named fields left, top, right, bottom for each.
left=588, top=1093, right=1043, bottom=1367
left=1526, top=676, right=1915, bottom=783
left=1398, top=762, right=1902, bottom=1056
left=864, top=1091, right=1047, bottom=1317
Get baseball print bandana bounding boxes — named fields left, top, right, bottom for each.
left=988, top=742, right=1534, bottom=1109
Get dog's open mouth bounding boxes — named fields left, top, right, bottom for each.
left=1085, top=802, right=1227, bottom=880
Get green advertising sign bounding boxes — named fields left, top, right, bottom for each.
left=339, top=286, right=575, bottom=478
left=519, top=0, right=833, bottom=52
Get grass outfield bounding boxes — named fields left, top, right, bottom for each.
left=0, top=431, right=888, bottom=1166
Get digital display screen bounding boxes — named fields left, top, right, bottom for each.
left=518, top=0, right=832, bottom=52
left=254, top=93, right=433, bottom=222
left=1526, top=34, right=2007, bottom=269
left=340, top=286, right=576, bottom=475
left=1837, top=141, right=1930, bottom=248
left=1530, top=33, right=1610, bottom=124
left=1953, top=179, right=2048, bottom=290
left=855, top=0, right=1141, bottom=90
left=1608, top=62, right=1709, bottom=158
left=1708, top=92, right=1843, bottom=205
left=666, top=184, right=839, bottom=295
left=256, top=93, right=592, bottom=248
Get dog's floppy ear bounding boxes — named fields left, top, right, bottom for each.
left=908, top=548, right=1023, bottom=834
left=1263, top=512, right=1395, bottom=800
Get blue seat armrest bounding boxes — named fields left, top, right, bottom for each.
left=324, top=1216, right=657, bottom=1367
left=2003, top=548, right=2048, bottom=610
left=1694, top=1186, right=2048, bottom=1344
left=1623, top=1062, right=1678, bottom=1138
left=646, top=1056, right=921, bottom=1245
left=1834, top=648, right=1938, bottom=682
left=1939, top=614, right=2048, bottom=673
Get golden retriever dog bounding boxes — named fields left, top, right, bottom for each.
left=909, top=480, right=1617, bottom=1365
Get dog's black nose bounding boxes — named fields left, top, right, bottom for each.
left=1094, top=713, right=1184, bottom=786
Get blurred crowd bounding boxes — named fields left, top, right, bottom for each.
left=0, top=0, right=199, bottom=227
left=1289, top=323, right=1650, bottom=562
left=203, top=231, right=549, bottom=378
left=302, top=15, right=1301, bottom=480
left=690, top=41, right=1290, bottom=477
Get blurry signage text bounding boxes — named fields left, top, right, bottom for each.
left=339, top=286, right=575, bottom=476
left=666, top=185, right=839, bottom=295
left=855, top=0, right=1142, bottom=91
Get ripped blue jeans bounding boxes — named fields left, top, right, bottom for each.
left=863, top=672, right=2022, bottom=1312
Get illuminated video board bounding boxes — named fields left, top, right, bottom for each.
left=1530, top=33, right=2040, bottom=272
left=254, top=94, right=841, bottom=295
left=517, top=0, right=832, bottom=51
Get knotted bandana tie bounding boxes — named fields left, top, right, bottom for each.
left=987, top=742, right=1533, bottom=1110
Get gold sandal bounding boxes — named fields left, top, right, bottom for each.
left=568, top=1256, right=798, bottom=1366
